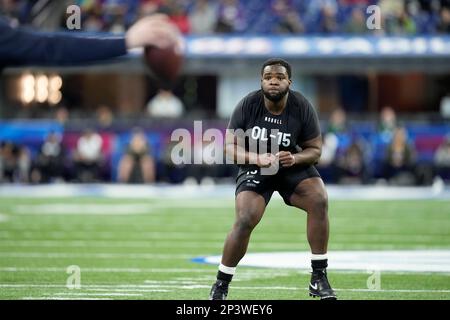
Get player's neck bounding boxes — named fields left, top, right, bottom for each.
left=264, top=92, right=289, bottom=115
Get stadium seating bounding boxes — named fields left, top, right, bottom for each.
left=1, top=119, right=448, bottom=184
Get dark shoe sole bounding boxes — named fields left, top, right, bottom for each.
left=309, top=292, right=337, bottom=300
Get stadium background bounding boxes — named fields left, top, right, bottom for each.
left=0, top=0, right=449, bottom=300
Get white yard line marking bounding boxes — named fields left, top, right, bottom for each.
left=1, top=229, right=448, bottom=238
left=0, top=284, right=172, bottom=288
left=200, top=250, right=450, bottom=273
left=0, top=267, right=213, bottom=273
left=1, top=236, right=446, bottom=249
left=0, top=231, right=227, bottom=239
left=12, top=204, right=155, bottom=215
left=22, top=297, right=111, bottom=300
left=86, top=288, right=170, bottom=293
left=0, top=252, right=192, bottom=259
left=10, top=202, right=234, bottom=215
left=2, top=284, right=449, bottom=294
left=53, top=292, right=143, bottom=297
left=0, top=266, right=449, bottom=276
left=0, top=240, right=237, bottom=248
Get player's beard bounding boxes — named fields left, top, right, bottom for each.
left=261, top=85, right=289, bottom=102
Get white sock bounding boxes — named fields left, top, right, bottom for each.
left=219, top=263, right=236, bottom=275
left=311, top=253, right=328, bottom=261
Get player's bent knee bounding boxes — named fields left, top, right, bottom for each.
left=234, top=211, right=261, bottom=234
left=313, top=192, right=328, bottom=216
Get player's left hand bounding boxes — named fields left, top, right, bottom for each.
left=276, top=151, right=296, bottom=167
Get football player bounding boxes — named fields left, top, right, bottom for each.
left=210, top=58, right=336, bottom=300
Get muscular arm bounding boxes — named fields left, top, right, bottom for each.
left=225, top=130, right=275, bottom=167
left=0, top=20, right=127, bottom=66
left=293, top=135, right=322, bottom=166
left=225, top=130, right=257, bottom=165
left=0, top=14, right=180, bottom=67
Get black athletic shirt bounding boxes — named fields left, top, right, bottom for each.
left=227, top=89, right=321, bottom=156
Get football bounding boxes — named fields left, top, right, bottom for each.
left=143, top=44, right=183, bottom=88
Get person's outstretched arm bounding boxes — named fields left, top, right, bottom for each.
left=0, top=14, right=181, bottom=66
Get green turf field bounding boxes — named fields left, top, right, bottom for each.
left=0, top=197, right=449, bottom=300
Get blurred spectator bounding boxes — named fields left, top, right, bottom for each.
left=158, top=138, right=187, bottom=183
left=102, top=0, right=130, bottom=32
left=344, top=6, right=369, bottom=34
left=271, top=0, right=290, bottom=16
left=0, top=141, right=17, bottom=182
left=318, top=132, right=339, bottom=168
left=306, top=0, right=338, bottom=17
left=328, top=107, right=347, bottom=134
left=336, top=140, right=369, bottom=184
left=147, top=89, right=184, bottom=118
left=16, top=145, right=30, bottom=182
left=379, top=0, right=407, bottom=34
left=96, top=104, right=114, bottom=129
left=82, top=8, right=104, bottom=32
left=30, top=132, right=66, bottom=183
left=0, top=0, right=20, bottom=23
left=271, top=0, right=305, bottom=33
left=378, top=106, right=397, bottom=143
left=397, top=9, right=417, bottom=35
left=55, top=106, right=70, bottom=126
left=118, top=129, right=155, bottom=183
left=434, top=134, right=450, bottom=180
left=319, top=3, right=339, bottom=33
left=0, top=141, right=30, bottom=183
left=317, top=108, right=347, bottom=182
left=437, top=7, right=450, bottom=33
left=108, top=14, right=127, bottom=34
left=382, top=127, right=417, bottom=185
left=379, top=0, right=404, bottom=17
left=189, top=0, right=217, bottom=34
left=137, top=0, right=163, bottom=19
left=215, top=0, right=246, bottom=33
left=341, top=0, right=371, bottom=4
left=166, top=0, right=190, bottom=34
left=276, top=11, right=304, bottom=33
left=184, top=135, right=222, bottom=185
left=73, top=128, right=103, bottom=182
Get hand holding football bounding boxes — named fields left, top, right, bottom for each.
left=143, top=44, right=183, bottom=88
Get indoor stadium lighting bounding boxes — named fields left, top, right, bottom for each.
left=19, top=73, right=62, bottom=104
left=49, top=75, right=62, bottom=91
left=35, top=74, right=49, bottom=103
left=20, top=74, right=35, bottom=104
left=48, top=91, right=62, bottom=105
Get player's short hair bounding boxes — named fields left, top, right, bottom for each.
left=261, top=58, right=292, bottom=79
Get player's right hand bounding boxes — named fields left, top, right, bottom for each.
left=125, top=14, right=182, bottom=50
left=256, top=153, right=277, bottom=168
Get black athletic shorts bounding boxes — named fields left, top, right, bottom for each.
left=235, top=165, right=321, bottom=206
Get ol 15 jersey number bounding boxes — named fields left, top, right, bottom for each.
left=251, top=126, right=291, bottom=147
